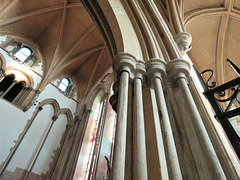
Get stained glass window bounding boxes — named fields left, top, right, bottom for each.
left=73, top=90, right=116, bottom=180
left=73, top=91, right=104, bottom=180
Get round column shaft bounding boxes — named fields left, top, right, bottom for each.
left=133, top=77, right=148, bottom=180
left=147, top=59, right=182, bottom=179
left=112, top=71, right=129, bottom=180
left=177, top=75, right=226, bottom=180
left=153, top=77, right=182, bottom=180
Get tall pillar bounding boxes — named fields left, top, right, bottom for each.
left=133, top=61, right=148, bottom=180
left=146, top=59, right=182, bottom=180
left=111, top=53, right=136, bottom=180
left=167, top=59, right=227, bottom=180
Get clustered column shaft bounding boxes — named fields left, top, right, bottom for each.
left=133, top=62, right=148, bottom=180
left=147, top=59, right=182, bottom=179
left=167, top=59, right=226, bottom=180
left=111, top=53, right=148, bottom=180
left=110, top=52, right=227, bottom=180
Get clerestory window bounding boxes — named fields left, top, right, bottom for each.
left=58, top=78, right=70, bottom=92
left=14, top=47, right=32, bottom=62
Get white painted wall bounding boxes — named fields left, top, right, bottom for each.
left=0, top=80, right=77, bottom=178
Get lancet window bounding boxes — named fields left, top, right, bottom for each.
left=73, top=91, right=116, bottom=180
left=58, top=77, right=74, bottom=97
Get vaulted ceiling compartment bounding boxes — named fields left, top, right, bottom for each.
left=183, top=0, right=240, bottom=85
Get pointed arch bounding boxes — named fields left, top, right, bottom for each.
left=81, top=0, right=142, bottom=59
left=39, top=98, right=60, bottom=116
left=57, top=108, right=73, bottom=125
left=85, top=85, right=105, bottom=110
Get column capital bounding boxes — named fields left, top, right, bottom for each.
left=146, top=58, right=167, bottom=82
left=166, top=58, right=191, bottom=81
left=174, top=32, right=192, bottom=55
left=135, top=61, right=146, bottom=82
left=113, top=52, right=137, bottom=79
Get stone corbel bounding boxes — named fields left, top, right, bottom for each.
left=174, top=32, right=192, bottom=55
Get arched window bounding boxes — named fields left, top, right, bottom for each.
left=73, top=90, right=117, bottom=179
left=58, top=78, right=69, bottom=92
left=0, top=74, right=15, bottom=95
left=4, top=81, right=24, bottom=102
left=14, top=47, right=32, bottom=62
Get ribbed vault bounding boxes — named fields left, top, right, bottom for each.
left=0, top=0, right=112, bottom=99
left=183, top=0, right=240, bottom=85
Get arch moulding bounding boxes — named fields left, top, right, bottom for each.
left=81, top=0, right=142, bottom=60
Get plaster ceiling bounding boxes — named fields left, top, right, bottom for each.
left=183, top=0, right=240, bottom=85
left=0, top=0, right=112, bottom=99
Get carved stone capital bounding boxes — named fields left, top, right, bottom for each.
left=135, top=61, right=146, bottom=83
left=146, top=58, right=167, bottom=83
left=166, top=58, right=191, bottom=82
left=174, top=32, right=192, bottom=55
left=113, top=52, right=137, bottom=80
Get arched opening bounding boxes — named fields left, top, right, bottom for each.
left=0, top=74, right=15, bottom=96
left=3, top=81, right=25, bottom=102
left=14, top=47, right=32, bottom=62
left=58, top=78, right=70, bottom=92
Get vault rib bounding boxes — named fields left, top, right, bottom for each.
left=58, top=25, right=96, bottom=64
left=83, top=46, right=105, bottom=97
left=0, top=0, right=20, bottom=18
left=0, top=3, right=83, bottom=28
left=57, top=44, right=105, bottom=71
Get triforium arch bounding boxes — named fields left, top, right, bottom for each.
left=5, top=67, right=34, bottom=88
left=38, top=98, right=74, bottom=124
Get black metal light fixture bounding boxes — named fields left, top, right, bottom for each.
left=193, top=58, right=240, bottom=160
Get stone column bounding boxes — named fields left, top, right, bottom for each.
left=24, top=115, right=58, bottom=180
left=133, top=61, right=148, bottom=180
left=146, top=59, right=182, bottom=180
left=111, top=53, right=136, bottom=180
left=167, top=59, right=226, bottom=180
left=125, top=81, right=133, bottom=180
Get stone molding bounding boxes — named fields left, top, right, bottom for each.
left=166, top=58, right=191, bottom=82
left=113, top=52, right=137, bottom=81
left=135, top=60, right=146, bottom=83
left=146, top=58, right=167, bottom=83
